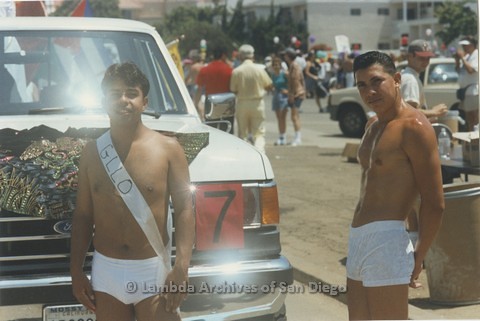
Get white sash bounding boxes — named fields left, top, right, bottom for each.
left=96, top=130, right=172, bottom=283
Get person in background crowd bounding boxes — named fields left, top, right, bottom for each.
left=230, top=44, right=273, bottom=153
left=269, top=56, right=289, bottom=146
left=347, top=51, right=443, bottom=320
left=343, top=52, right=355, bottom=88
left=194, top=45, right=233, bottom=132
left=283, top=48, right=305, bottom=146
left=264, top=55, right=273, bottom=75
left=294, top=49, right=307, bottom=72
left=184, top=53, right=204, bottom=99
left=317, top=56, right=332, bottom=112
left=403, top=40, right=448, bottom=119
left=455, top=35, right=479, bottom=131
left=304, top=52, right=322, bottom=111
left=402, top=39, right=449, bottom=121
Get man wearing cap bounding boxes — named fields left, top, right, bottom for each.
left=401, top=39, right=448, bottom=120
left=230, top=44, right=273, bottom=153
left=455, top=36, right=479, bottom=131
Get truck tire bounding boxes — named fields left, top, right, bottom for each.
left=338, top=104, right=367, bottom=138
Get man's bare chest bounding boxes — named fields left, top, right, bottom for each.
left=90, top=154, right=167, bottom=201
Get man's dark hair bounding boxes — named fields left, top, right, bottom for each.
left=212, top=46, right=228, bottom=60
left=101, top=62, right=150, bottom=96
left=353, top=51, right=396, bottom=76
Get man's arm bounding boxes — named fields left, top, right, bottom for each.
left=404, top=99, right=448, bottom=119
left=420, top=104, right=448, bottom=119
left=261, top=69, right=274, bottom=91
left=193, top=86, right=205, bottom=121
left=229, top=71, right=238, bottom=95
left=456, top=50, right=477, bottom=74
left=164, top=139, right=195, bottom=312
left=70, top=143, right=96, bottom=311
left=288, top=64, right=301, bottom=102
left=193, top=70, right=205, bottom=121
left=401, top=74, right=448, bottom=119
left=402, top=119, right=445, bottom=286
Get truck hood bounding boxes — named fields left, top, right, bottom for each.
left=0, top=114, right=274, bottom=182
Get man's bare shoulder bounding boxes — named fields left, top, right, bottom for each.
left=402, top=107, right=432, bottom=130
left=80, top=140, right=99, bottom=161
left=397, top=107, right=436, bottom=146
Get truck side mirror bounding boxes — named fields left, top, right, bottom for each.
left=204, top=93, right=236, bottom=132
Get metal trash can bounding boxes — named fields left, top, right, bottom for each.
left=425, top=183, right=480, bottom=305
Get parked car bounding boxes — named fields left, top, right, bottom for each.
left=0, top=17, right=292, bottom=321
left=328, top=57, right=461, bottom=138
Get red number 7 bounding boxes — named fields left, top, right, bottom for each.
left=204, top=190, right=236, bottom=243
left=195, top=184, right=244, bottom=250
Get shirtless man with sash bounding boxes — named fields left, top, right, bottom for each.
left=346, top=52, right=444, bottom=320
left=70, top=62, right=194, bottom=321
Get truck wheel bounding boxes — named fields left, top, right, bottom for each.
left=338, top=105, right=367, bottom=138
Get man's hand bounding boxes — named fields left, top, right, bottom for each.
left=431, top=104, right=448, bottom=117
left=71, top=272, right=96, bottom=312
left=409, top=253, right=423, bottom=289
left=455, top=49, right=465, bottom=60
left=163, top=265, right=189, bottom=313
left=426, top=103, right=448, bottom=122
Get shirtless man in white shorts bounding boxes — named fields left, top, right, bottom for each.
left=346, top=51, right=444, bottom=320
left=70, top=62, right=195, bottom=321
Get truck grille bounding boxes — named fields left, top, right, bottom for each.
left=0, top=207, right=178, bottom=277
left=0, top=209, right=75, bottom=276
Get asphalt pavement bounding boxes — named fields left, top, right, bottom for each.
left=262, top=94, right=480, bottom=320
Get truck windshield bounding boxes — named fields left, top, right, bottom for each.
left=0, top=30, right=187, bottom=116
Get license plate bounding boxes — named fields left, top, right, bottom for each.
left=43, top=304, right=96, bottom=321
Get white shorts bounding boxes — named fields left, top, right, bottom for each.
left=91, top=251, right=169, bottom=305
left=346, top=220, right=415, bottom=287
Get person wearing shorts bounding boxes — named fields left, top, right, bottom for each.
left=347, top=52, right=444, bottom=320
left=283, top=48, right=305, bottom=146
left=347, top=221, right=415, bottom=287
left=269, top=56, right=289, bottom=145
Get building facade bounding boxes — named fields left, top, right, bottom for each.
left=115, top=0, right=474, bottom=53
left=241, top=0, right=474, bottom=53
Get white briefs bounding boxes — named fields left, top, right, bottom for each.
left=346, top=220, right=415, bottom=287
left=91, top=251, right=170, bottom=305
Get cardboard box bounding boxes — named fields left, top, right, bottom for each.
left=342, top=142, right=359, bottom=163
left=453, top=131, right=480, bottom=166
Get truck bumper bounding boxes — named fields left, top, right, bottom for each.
left=0, top=255, right=293, bottom=320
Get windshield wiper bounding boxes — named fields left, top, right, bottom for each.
left=28, top=107, right=102, bottom=115
left=142, top=110, right=161, bottom=119
left=29, top=107, right=161, bottom=119
left=29, top=107, right=71, bottom=115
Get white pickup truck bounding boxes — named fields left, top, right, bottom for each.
left=328, top=57, right=461, bottom=138
left=0, top=17, right=292, bottom=321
